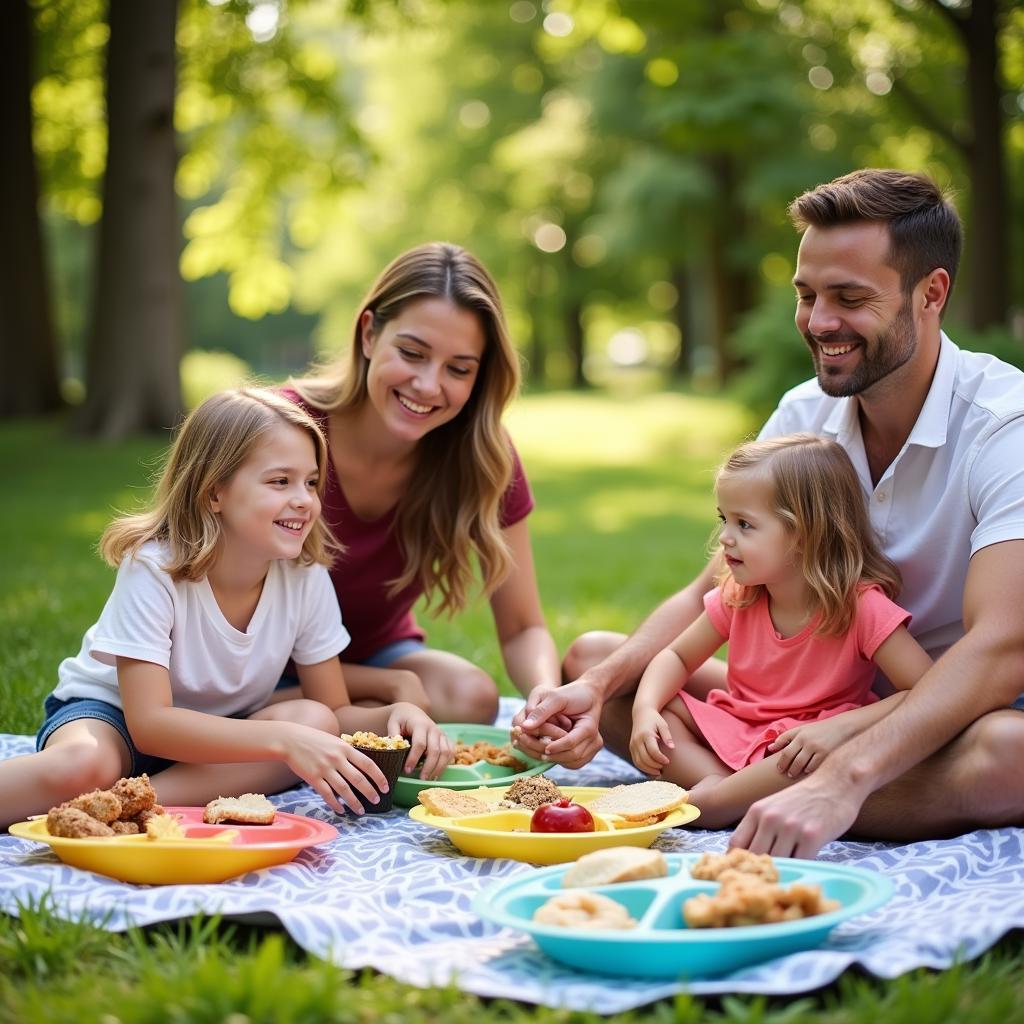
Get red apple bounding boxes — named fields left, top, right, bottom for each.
left=530, top=798, right=595, bottom=834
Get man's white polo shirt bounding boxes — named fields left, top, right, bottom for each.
left=759, top=332, right=1024, bottom=660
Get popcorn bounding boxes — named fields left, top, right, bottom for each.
left=340, top=731, right=410, bottom=750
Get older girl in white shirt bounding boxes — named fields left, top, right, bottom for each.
left=0, top=388, right=450, bottom=830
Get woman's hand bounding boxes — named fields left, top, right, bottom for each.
left=629, top=706, right=674, bottom=776
left=768, top=714, right=863, bottom=778
left=386, top=702, right=454, bottom=780
left=279, top=724, right=388, bottom=815
left=511, top=681, right=605, bottom=769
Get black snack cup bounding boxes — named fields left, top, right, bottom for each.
left=354, top=744, right=408, bottom=814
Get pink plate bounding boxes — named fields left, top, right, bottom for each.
left=168, top=806, right=338, bottom=847
left=10, top=806, right=338, bottom=884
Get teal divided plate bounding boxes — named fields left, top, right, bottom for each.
left=392, top=723, right=550, bottom=808
left=474, top=853, right=893, bottom=980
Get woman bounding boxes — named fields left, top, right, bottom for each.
left=281, top=242, right=560, bottom=724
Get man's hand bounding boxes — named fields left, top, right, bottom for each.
left=511, top=681, right=604, bottom=769
left=729, top=773, right=863, bottom=858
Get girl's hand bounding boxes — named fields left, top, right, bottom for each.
left=629, top=707, right=674, bottom=777
left=280, top=724, right=387, bottom=815
left=386, top=702, right=454, bottom=780
left=768, top=715, right=862, bottom=778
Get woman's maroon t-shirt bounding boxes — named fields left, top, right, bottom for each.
left=281, top=388, right=535, bottom=661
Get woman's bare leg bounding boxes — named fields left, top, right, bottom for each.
left=389, top=649, right=499, bottom=724
left=267, top=664, right=431, bottom=712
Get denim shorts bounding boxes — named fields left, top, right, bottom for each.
left=35, top=694, right=175, bottom=778
left=358, top=638, right=427, bottom=669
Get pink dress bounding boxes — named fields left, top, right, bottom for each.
left=679, top=584, right=911, bottom=770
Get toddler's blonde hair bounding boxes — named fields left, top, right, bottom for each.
left=100, top=387, right=337, bottom=581
left=714, top=433, right=900, bottom=636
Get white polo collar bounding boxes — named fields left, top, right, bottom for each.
left=820, top=331, right=956, bottom=451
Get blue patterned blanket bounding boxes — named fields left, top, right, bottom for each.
left=2, top=698, right=1023, bottom=1013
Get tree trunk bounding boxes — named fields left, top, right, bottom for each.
left=963, top=0, right=1008, bottom=328
left=77, top=0, right=183, bottom=438
left=0, top=0, right=63, bottom=418
left=527, top=300, right=546, bottom=387
left=566, top=299, right=588, bottom=389
left=669, top=264, right=694, bottom=379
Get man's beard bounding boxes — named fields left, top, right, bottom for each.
left=807, top=297, right=917, bottom=398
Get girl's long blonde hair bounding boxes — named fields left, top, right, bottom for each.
left=714, top=434, right=900, bottom=636
left=100, top=388, right=337, bottom=581
left=291, top=242, right=521, bottom=616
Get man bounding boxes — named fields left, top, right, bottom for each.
left=514, top=169, right=1024, bottom=857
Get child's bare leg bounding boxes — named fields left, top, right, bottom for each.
left=0, top=720, right=130, bottom=829
left=688, top=751, right=798, bottom=830
left=150, top=698, right=344, bottom=807
left=656, top=697, right=732, bottom=789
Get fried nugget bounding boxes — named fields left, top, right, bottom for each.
left=69, top=789, right=123, bottom=823
left=111, top=774, right=157, bottom=818
left=110, top=819, right=141, bottom=835
left=46, top=805, right=115, bottom=839
left=690, top=847, right=779, bottom=884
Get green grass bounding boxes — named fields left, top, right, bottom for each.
left=2, top=392, right=1024, bottom=1023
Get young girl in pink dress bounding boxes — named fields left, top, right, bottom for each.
left=630, top=433, right=933, bottom=829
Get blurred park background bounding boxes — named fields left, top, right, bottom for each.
left=2, top=0, right=1022, bottom=437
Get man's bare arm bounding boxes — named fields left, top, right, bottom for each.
left=511, top=559, right=718, bottom=768
left=730, top=540, right=1024, bottom=858
left=576, top=558, right=720, bottom=701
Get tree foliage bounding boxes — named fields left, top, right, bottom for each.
left=12, top=0, right=1023, bottom=431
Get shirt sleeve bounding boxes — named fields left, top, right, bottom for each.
left=968, top=416, right=1024, bottom=555
left=855, top=585, right=912, bottom=660
left=90, top=554, right=175, bottom=668
left=702, top=587, right=733, bottom=639
left=499, top=441, right=535, bottom=528
left=292, top=565, right=352, bottom=665
left=757, top=405, right=790, bottom=441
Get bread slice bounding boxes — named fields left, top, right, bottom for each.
left=561, top=846, right=669, bottom=888
left=203, top=793, right=276, bottom=825
left=417, top=788, right=491, bottom=817
left=587, top=781, right=688, bottom=821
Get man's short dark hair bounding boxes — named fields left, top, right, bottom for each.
left=789, top=169, right=962, bottom=305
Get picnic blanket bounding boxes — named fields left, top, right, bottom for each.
left=2, top=697, right=1024, bottom=1013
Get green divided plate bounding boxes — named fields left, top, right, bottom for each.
left=392, top=722, right=550, bottom=808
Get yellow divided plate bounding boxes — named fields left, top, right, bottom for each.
left=409, top=785, right=699, bottom=865
left=8, top=806, right=338, bottom=885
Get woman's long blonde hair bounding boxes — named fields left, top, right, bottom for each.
left=100, top=388, right=337, bottom=581
left=291, top=242, right=521, bottom=616
left=714, top=434, right=900, bottom=636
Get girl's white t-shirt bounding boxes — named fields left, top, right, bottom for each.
left=52, top=541, right=350, bottom=717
